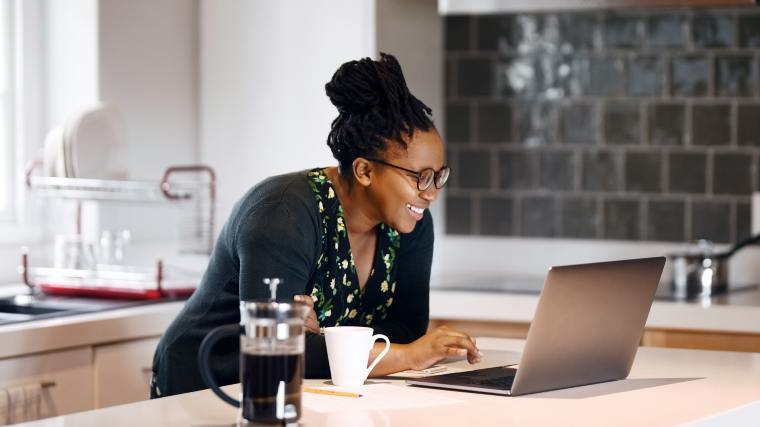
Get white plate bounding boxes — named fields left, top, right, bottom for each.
left=42, top=127, right=64, bottom=177
left=63, top=103, right=127, bottom=180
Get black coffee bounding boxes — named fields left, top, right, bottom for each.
left=240, top=353, right=303, bottom=424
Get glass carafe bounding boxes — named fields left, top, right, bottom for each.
left=199, top=298, right=309, bottom=425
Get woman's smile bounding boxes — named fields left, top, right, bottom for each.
left=405, top=202, right=426, bottom=221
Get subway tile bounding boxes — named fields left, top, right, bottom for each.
left=477, top=102, right=512, bottom=143
left=539, top=150, right=576, bottom=191
left=670, top=55, right=709, bottom=97
left=480, top=196, right=514, bottom=236
left=445, top=103, right=471, bottom=144
left=692, top=13, right=735, bottom=48
left=532, top=56, right=561, bottom=98
left=738, top=13, right=760, bottom=48
left=604, top=198, right=641, bottom=240
left=562, top=54, right=624, bottom=97
left=496, top=56, right=534, bottom=98
left=669, top=152, right=707, bottom=194
left=446, top=194, right=473, bottom=235
left=582, top=150, right=620, bottom=191
left=625, top=151, right=661, bottom=193
left=561, top=197, right=599, bottom=239
left=513, top=15, right=557, bottom=54
left=446, top=148, right=458, bottom=186
left=446, top=16, right=471, bottom=51
left=713, top=153, right=752, bottom=195
left=458, top=150, right=492, bottom=189
left=647, top=200, right=685, bottom=242
left=477, top=15, right=518, bottom=52
left=737, top=201, right=751, bottom=241
left=559, top=13, right=597, bottom=52
left=738, top=104, right=760, bottom=146
left=715, top=54, right=755, bottom=97
left=646, top=14, right=687, bottom=49
left=560, top=103, right=597, bottom=144
left=560, top=56, right=590, bottom=98
left=587, top=56, right=625, bottom=96
left=602, top=14, right=643, bottom=49
left=446, top=58, right=456, bottom=97
left=499, top=55, right=562, bottom=99
left=520, top=196, right=557, bottom=237
left=691, top=201, right=731, bottom=243
left=516, top=102, right=558, bottom=146
left=457, top=57, right=494, bottom=97
left=604, top=101, right=641, bottom=145
left=692, top=104, right=731, bottom=146
left=648, top=104, right=685, bottom=146
left=627, top=55, right=664, bottom=97
left=498, top=151, right=534, bottom=190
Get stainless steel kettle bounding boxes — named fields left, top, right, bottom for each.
left=668, top=233, right=760, bottom=298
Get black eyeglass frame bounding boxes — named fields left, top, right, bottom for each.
left=365, top=158, right=450, bottom=191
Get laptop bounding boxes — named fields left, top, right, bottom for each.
left=407, top=257, right=666, bottom=396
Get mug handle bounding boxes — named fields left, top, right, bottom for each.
left=198, top=324, right=241, bottom=408
left=365, top=334, right=391, bottom=378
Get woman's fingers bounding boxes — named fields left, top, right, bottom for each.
left=294, top=295, right=320, bottom=334
left=441, top=335, right=482, bottom=364
left=294, top=295, right=314, bottom=308
left=439, top=328, right=477, bottom=346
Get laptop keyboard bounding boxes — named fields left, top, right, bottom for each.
left=446, top=366, right=517, bottom=389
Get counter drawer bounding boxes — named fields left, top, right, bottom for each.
left=93, top=336, right=160, bottom=408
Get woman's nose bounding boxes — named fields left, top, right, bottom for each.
left=420, top=185, right=438, bottom=202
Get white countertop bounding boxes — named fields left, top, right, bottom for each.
left=15, top=337, right=760, bottom=426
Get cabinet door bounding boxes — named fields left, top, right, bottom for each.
left=0, top=347, right=94, bottom=420
left=93, top=336, right=160, bottom=408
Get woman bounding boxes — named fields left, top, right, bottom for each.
left=151, top=53, right=481, bottom=398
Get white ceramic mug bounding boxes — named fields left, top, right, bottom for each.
left=324, top=326, right=390, bottom=387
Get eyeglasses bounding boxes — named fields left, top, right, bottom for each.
left=365, top=158, right=450, bottom=191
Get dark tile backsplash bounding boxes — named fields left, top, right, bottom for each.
left=445, top=8, right=760, bottom=244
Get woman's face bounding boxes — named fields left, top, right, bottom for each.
left=368, top=129, right=446, bottom=234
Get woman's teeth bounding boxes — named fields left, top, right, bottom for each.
left=406, top=203, right=425, bottom=218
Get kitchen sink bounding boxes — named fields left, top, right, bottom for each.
left=0, top=303, right=70, bottom=315
left=0, top=293, right=182, bottom=326
left=0, top=295, right=88, bottom=324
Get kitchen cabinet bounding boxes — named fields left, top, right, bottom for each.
left=429, top=318, right=760, bottom=353
left=0, top=336, right=164, bottom=423
left=93, top=336, right=159, bottom=408
left=0, top=347, right=93, bottom=420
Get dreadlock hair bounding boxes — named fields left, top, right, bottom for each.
left=325, top=52, right=435, bottom=177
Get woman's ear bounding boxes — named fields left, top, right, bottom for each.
left=352, top=158, right=373, bottom=187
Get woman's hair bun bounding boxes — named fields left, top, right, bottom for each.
left=325, top=54, right=401, bottom=115
left=325, top=53, right=434, bottom=176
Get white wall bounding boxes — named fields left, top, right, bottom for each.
left=98, top=0, right=198, bottom=179
left=199, top=0, right=376, bottom=225
left=42, top=0, right=98, bottom=131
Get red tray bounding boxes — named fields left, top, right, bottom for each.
left=39, top=283, right=196, bottom=300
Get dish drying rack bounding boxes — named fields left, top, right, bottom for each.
left=20, top=163, right=216, bottom=299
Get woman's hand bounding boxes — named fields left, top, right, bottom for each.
left=294, top=295, right=320, bottom=334
left=403, top=325, right=482, bottom=371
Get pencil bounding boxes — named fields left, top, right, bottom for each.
left=303, top=387, right=362, bottom=398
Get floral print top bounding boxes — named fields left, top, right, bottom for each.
left=306, top=168, right=400, bottom=327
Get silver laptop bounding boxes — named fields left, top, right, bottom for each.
left=407, top=257, right=666, bottom=396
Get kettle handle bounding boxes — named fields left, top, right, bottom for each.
left=198, top=324, right=241, bottom=408
left=716, top=233, right=760, bottom=260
